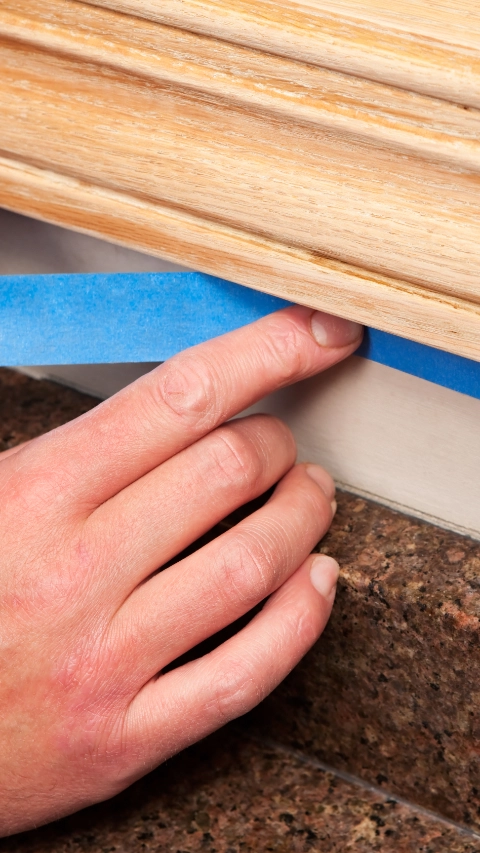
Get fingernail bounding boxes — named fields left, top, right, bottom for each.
left=305, top=464, right=336, bottom=501
left=310, top=555, right=340, bottom=601
left=311, top=311, right=363, bottom=348
left=331, top=499, right=337, bottom=517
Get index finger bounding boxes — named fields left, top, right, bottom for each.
left=9, top=306, right=362, bottom=509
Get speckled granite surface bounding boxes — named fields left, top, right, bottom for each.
left=2, top=729, right=479, bottom=853
left=0, top=367, right=98, bottom=450
left=0, top=367, right=479, bottom=848
left=247, top=495, right=480, bottom=830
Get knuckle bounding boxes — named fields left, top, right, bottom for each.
left=211, top=658, right=260, bottom=725
left=292, top=606, right=321, bottom=651
left=213, top=530, right=280, bottom=606
left=209, top=428, right=264, bottom=491
left=272, top=600, right=320, bottom=656
left=153, top=355, right=220, bottom=430
left=263, top=318, right=305, bottom=383
left=3, top=461, right=76, bottom=523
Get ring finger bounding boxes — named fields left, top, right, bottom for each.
left=85, top=414, right=311, bottom=601
left=109, top=463, right=335, bottom=688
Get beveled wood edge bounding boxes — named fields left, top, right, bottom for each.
left=1, top=155, right=479, bottom=363
left=85, top=0, right=480, bottom=108
left=2, top=0, right=480, bottom=172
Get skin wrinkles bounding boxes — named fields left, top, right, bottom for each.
left=156, top=353, right=225, bottom=427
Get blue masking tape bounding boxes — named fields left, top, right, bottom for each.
left=356, top=328, right=480, bottom=400
left=0, top=271, right=478, bottom=399
left=0, top=272, right=289, bottom=365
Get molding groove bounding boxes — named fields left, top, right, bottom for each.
left=1, top=0, right=480, bottom=360
left=85, top=0, right=480, bottom=108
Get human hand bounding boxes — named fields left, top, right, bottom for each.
left=0, top=306, right=362, bottom=835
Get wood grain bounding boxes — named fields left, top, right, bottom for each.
left=88, top=0, right=480, bottom=107
left=2, top=154, right=479, bottom=361
left=1, top=0, right=480, bottom=360
left=4, top=1, right=480, bottom=171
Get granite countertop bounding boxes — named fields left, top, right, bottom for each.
left=249, top=493, right=480, bottom=829
left=2, top=728, right=479, bottom=853
left=0, top=368, right=478, bottom=851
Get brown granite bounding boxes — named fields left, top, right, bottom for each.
left=2, top=728, right=479, bottom=853
left=247, top=495, right=480, bottom=830
left=0, top=367, right=98, bottom=451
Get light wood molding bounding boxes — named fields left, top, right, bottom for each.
left=87, top=0, right=480, bottom=108
left=1, top=0, right=480, bottom=360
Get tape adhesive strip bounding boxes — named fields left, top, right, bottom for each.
left=0, top=272, right=478, bottom=399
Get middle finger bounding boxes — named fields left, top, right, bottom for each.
left=110, top=462, right=334, bottom=688
left=85, top=414, right=305, bottom=600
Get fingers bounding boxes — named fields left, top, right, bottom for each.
left=111, top=463, right=335, bottom=686
left=6, top=306, right=362, bottom=511
left=123, top=554, right=339, bottom=775
left=86, top=414, right=299, bottom=597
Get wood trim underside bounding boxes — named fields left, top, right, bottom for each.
left=1, top=0, right=480, bottom=360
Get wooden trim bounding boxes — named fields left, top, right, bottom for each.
left=85, top=0, right=480, bottom=108
left=2, top=155, right=479, bottom=361
left=1, top=0, right=480, bottom=360
left=2, top=2, right=480, bottom=171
